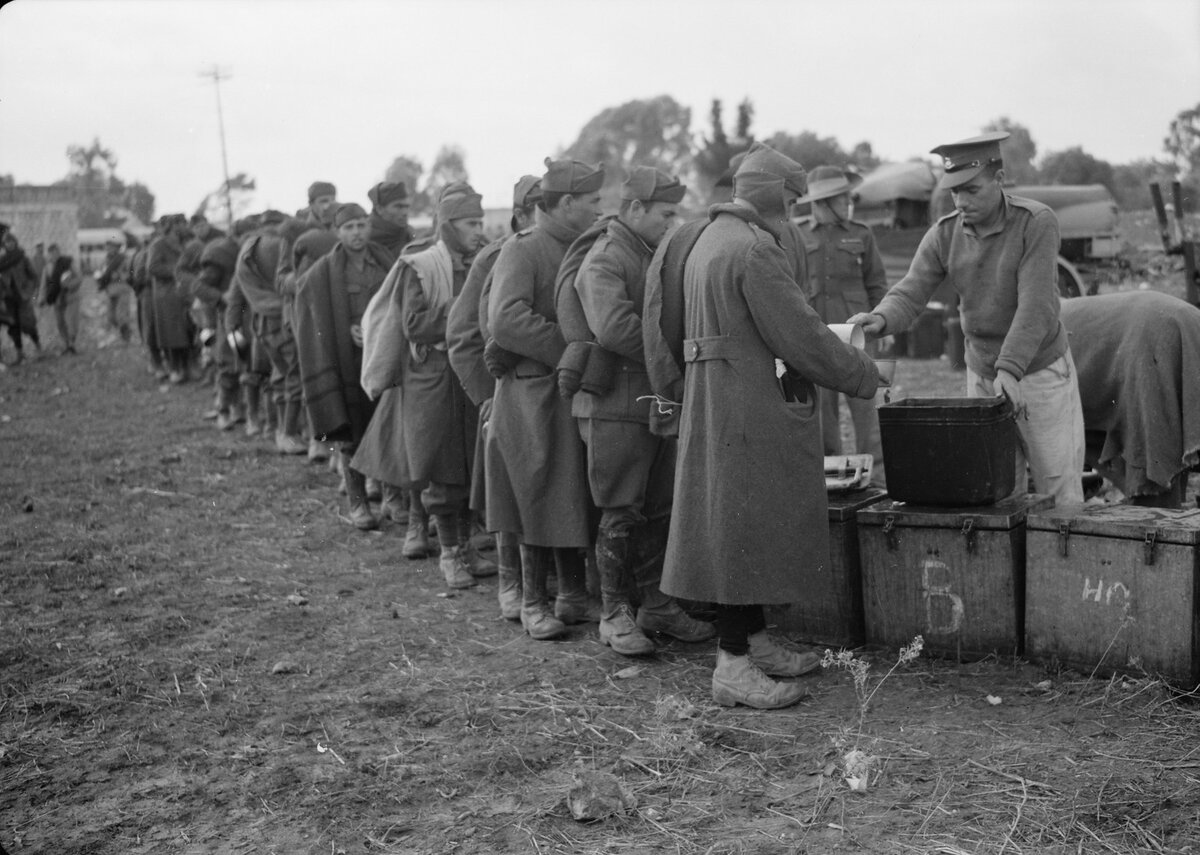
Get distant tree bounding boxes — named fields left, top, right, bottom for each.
left=195, top=173, right=255, bottom=227
left=0, top=174, right=14, bottom=188
left=562, top=95, right=693, bottom=206
left=1110, top=159, right=1179, bottom=211
left=764, top=130, right=850, bottom=170
left=425, top=145, right=470, bottom=203
left=121, top=181, right=156, bottom=225
left=982, top=117, right=1039, bottom=184
left=384, top=154, right=430, bottom=216
left=1164, top=102, right=1200, bottom=177
left=849, top=141, right=881, bottom=172
left=1040, top=146, right=1115, bottom=189
left=55, top=137, right=159, bottom=228
left=694, top=97, right=754, bottom=201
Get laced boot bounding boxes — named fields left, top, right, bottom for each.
left=342, top=457, right=379, bottom=531
left=380, top=482, right=408, bottom=524
left=243, top=384, right=263, bottom=437
left=748, top=631, right=821, bottom=677
left=434, top=512, right=474, bottom=588
left=520, top=544, right=566, bottom=640
left=554, top=547, right=600, bottom=624
left=402, top=493, right=432, bottom=559
left=712, top=650, right=809, bottom=709
left=275, top=401, right=307, bottom=455
left=458, top=512, right=496, bottom=578
left=495, top=531, right=522, bottom=621
left=595, top=527, right=654, bottom=655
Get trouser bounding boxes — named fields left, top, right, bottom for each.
left=715, top=604, right=766, bottom=656
left=54, top=288, right=81, bottom=349
left=104, top=283, right=134, bottom=340
left=253, top=313, right=302, bottom=408
left=3, top=293, right=36, bottom=352
left=580, top=418, right=675, bottom=615
left=966, top=351, right=1086, bottom=508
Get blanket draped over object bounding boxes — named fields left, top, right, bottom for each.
left=1060, top=290, right=1200, bottom=497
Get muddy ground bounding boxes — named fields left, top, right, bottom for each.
left=2, top=280, right=1199, bottom=854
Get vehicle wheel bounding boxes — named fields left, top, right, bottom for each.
left=1057, top=261, right=1084, bottom=299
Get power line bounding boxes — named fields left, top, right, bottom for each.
left=199, top=64, right=234, bottom=229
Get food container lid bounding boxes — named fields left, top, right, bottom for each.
left=1027, top=504, right=1200, bottom=545
left=858, top=493, right=1053, bottom=530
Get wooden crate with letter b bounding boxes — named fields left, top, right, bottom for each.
left=857, top=495, right=1052, bottom=658
left=1026, top=505, right=1200, bottom=687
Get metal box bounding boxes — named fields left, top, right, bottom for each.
left=770, top=488, right=888, bottom=647
left=858, top=494, right=1052, bottom=658
left=878, top=397, right=1018, bottom=506
left=1026, top=505, right=1200, bottom=687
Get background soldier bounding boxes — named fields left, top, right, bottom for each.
left=798, top=165, right=888, bottom=480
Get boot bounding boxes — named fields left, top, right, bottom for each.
left=366, top=478, right=382, bottom=502
left=216, top=385, right=244, bottom=431
left=380, top=482, right=408, bottom=524
left=595, top=527, right=654, bottom=655
left=520, top=544, right=566, bottom=640
left=307, top=438, right=329, bottom=464
left=342, top=456, right=379, bottom=531
left=275, top=401, right=307, bottom=455
left=554, top=547, right=600, bottom=624
left=495, top=531, right=522, bottom=621
left=458, top=512, right=496, bottom=577
left=243, top=384, right=263, bottom=437
left=434, top=512, right=474, bottom=588
left=747, top=631, right=821, bottom=677
left=633, top=517, right=716, bottom=643
left=402, top=493, right=431, bottom=559
left=712, top=650, right=809, bottom=709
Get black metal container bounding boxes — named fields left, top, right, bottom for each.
left=879, top=397, right=1017, bottom=506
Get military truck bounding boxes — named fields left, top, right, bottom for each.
left=849, top=161, right=1123, bottom=298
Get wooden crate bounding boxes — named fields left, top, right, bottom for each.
left=857, top=494, right=1052, bottom=658
left=769, top=488, right=888, bottom=647
left=1026, top=505, right=1200, bottom=686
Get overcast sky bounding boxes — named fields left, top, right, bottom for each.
left=1, top=0, right=1197, bottom=219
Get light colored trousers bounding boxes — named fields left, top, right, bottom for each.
left=54, top=287, right=82, bottom=349
left=967, top=350, right=1086, bottom=508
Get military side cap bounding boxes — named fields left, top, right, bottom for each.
left=308, top=180, right=337, bottom=202
left=542, top=157, right=605, bottom=194
left=333, top=203, right=368, bottom=228
left=796, top=165, right=862, bottom=205
left=368, top=181, right=408, bottom=208
left=439, top=191, right=484, bottom=222
left=513, top=175, right=542, bottom=208
left=932, top=131, right=1009, bottom=189
left=621, top=166, right=686, bottom=204
left=736, top=142, right=807, bottom=197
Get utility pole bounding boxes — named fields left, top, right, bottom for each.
left=199, top=65, right=234, bottom=230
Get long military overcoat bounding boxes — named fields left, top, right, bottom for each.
left=657, top=204, right=878, bottom=604
left=487, top=215, right=590, bottom=547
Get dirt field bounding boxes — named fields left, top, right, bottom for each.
left=2, top=280, right=1199, bottom=854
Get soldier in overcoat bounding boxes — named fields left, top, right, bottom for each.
left=648, top=143, right=879, bottom=708
left=486, top=158, right=604, bottom=640
left=447, top=175, right=541, bottom=618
